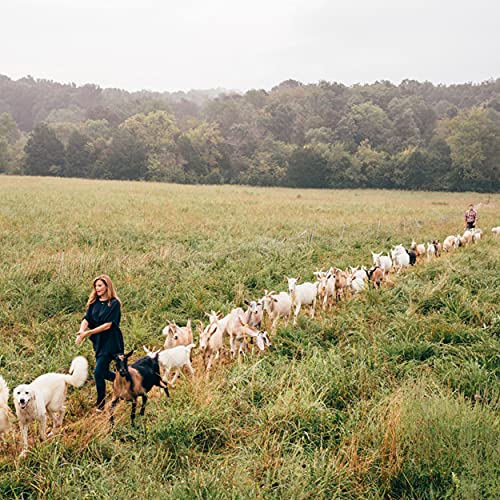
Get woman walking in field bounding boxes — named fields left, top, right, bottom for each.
left=76, top=274, right=124, bottom=412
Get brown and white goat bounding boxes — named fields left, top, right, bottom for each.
left=314, top=269, right=336, bottom=310
left=433, top=240, right=442, bottom=257
left=243, top=300, right=264, bottom=329
left=411, top=240, right=426, bottom=258
left=162, top=320, right=193, bottom=349
left=366, top=265, right=384, bottom=288
left=197, top=314, right=226, bottom=376
left=333, top=268, right=350, bottom=302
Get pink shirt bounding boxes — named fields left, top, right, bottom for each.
left=464, top=209, right=477, bottom=223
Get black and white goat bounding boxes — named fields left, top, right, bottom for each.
left=110, top=351, right=169, bottom=426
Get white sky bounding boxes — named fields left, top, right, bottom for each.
left=1, top=0, right=499, bottom=92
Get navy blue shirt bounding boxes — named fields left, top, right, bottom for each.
left=83, top=298, right=124, bottom=357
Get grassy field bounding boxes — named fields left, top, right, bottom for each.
left=0, top=176, right=498, bottom=499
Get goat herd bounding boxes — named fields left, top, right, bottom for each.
left=1, top=225, right=497, bottom=456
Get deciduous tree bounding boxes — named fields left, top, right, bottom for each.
left=24, top=123, right=65, bottom=176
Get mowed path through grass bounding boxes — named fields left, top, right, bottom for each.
left=0, top=176, right=498, bottom=498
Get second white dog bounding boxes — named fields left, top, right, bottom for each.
left=13, top=356, right=88, bottom=455
left=0, top=376, right=13, bottom=439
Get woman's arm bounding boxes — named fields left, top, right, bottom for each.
left=75, top=322, right=112, bottom=345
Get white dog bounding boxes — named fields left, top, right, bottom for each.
left=0, top=376, right=13, bottom=439
left=13, top=356, right=88, bottom=455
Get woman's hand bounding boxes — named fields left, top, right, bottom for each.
left=75, top=331, right=86, bottom=345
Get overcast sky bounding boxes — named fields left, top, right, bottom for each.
left=2, top=0, right=499, bottom=93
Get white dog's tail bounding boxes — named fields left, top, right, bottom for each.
left=64, top=356, right=88, bottom=388
left=0, top=376, right=8, bottom=405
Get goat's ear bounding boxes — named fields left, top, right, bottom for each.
left=125, top=350, right=134, bottom=358
left=284, top=275, right=289, bottom=281
left=186, top=319, right=192, bottom=332
left=296, top=275, right=301, bottom=282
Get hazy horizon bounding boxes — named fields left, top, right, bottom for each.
left=2, top=0, right=499, bottom=94
left=2, top=71, right=499, bottom=95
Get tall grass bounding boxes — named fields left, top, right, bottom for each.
left=0, top=176, right=498, bottom=498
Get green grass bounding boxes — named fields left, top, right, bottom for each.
left=0, top=176, right=498, bottom=498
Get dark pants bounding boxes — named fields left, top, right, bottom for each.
left=466, top=221, right=475, bottom=229
left=94, top=355, right=116, bottom=409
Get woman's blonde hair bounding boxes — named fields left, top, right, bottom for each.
left=87, top=274, right=121, bottom=307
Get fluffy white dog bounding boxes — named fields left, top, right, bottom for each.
left=0, top=376, right=13, bottom=439
left=13, top=356, right=88, bottom=455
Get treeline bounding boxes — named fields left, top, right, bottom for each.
left=0, top=74, right=499, bottom=191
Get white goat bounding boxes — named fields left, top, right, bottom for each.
left=371, top=251, right=392, bottom=274
left=492, top=226, right=500, bottom=236
left=472, top=228, right=483, bottom=242
left=443, top=235, right=457, bottom=252
left=391, top=244, right=410, bottom=272
left=426, top=242, right=436, bottom=261
left=261, top=290, right=292, bottom=331
left=462, top=230, right=473, bottom=246
left=286, top=276, right=318, bottom=325
left=144, top=344, right=195, bottom=386
left=230, top=319, right=272, bottom=357
left=347, top=267, right=368, bottom=293
left=198, top=307, right=246, bottom=370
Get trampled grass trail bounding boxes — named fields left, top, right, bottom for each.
left=0, top=176, right=498, bottom=498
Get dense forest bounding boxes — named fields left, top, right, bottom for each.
left=0, top=74, right=499, bottom=191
